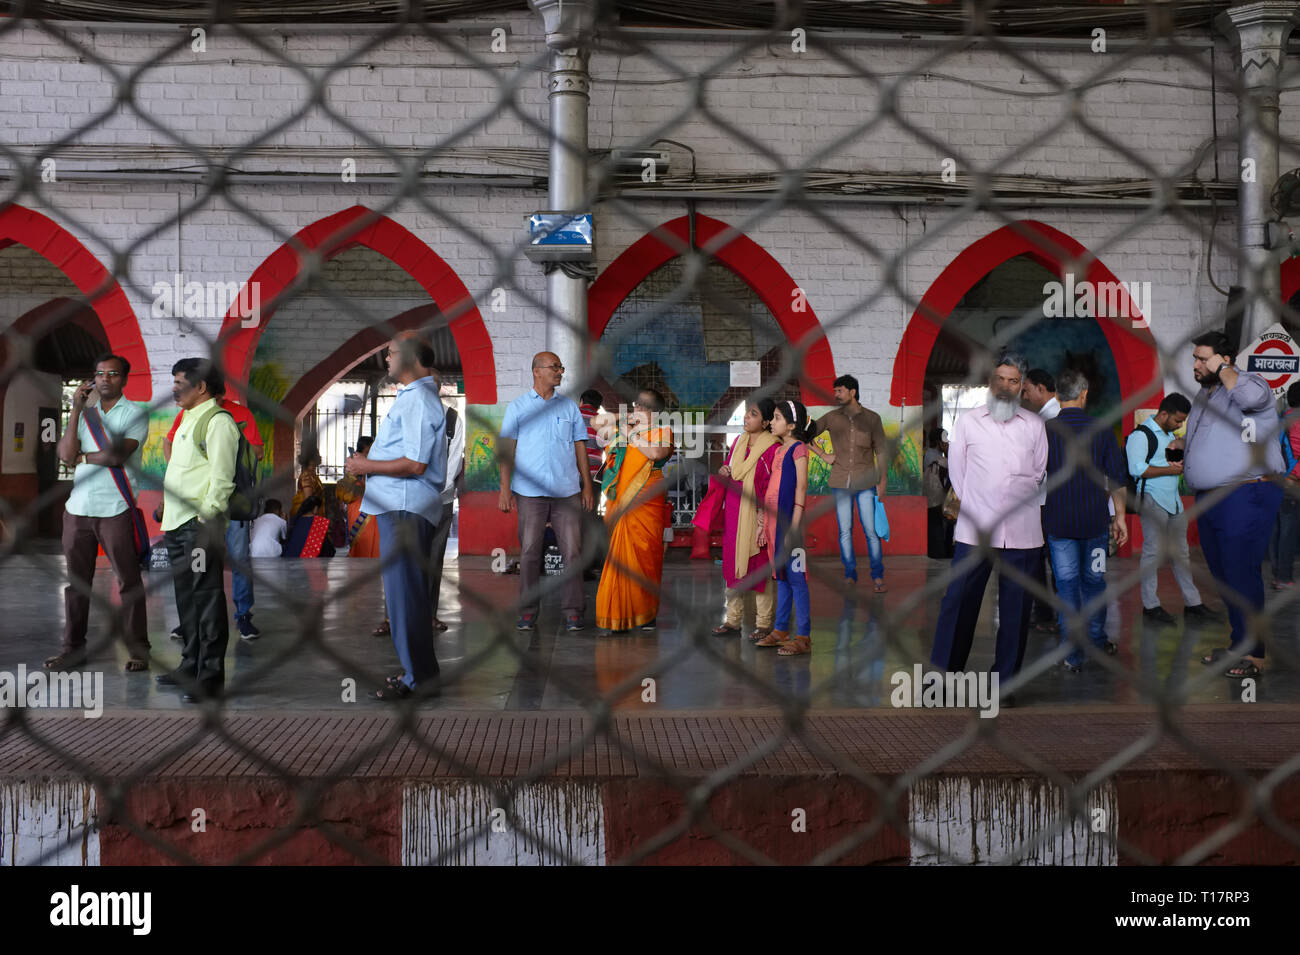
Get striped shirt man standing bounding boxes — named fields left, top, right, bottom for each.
left=1043, top=368, right=1129, bottom=672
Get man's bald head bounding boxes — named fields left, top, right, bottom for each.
left=532, top=351, right=564, bottom=394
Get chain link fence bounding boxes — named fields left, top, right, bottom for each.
left=1, top=0, right=1298, bottom=866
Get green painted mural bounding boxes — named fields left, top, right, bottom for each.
left=462, top=401, right=924, bottom=495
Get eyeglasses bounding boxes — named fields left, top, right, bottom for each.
left=537, top=363, right=564, bottom=372
left=94, top=371, right=122, bottom=379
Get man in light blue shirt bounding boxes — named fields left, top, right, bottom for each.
left=52, top=353, right=150, bottom=671
left=1184, top=331, right=1283, bottom=676
left=347, top=333, right=447, bottom=700
left=1126, top=392, right=1213, bottom=625
left=497, top=352, right=594, bottom=632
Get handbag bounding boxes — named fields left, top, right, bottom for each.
left=81, top=407, right=151, bottom=567
left=692, top=475, right=727, bottom=534
left=942, top=487, right=961, bottom=522
left=874, top=496, right=890, bottom=542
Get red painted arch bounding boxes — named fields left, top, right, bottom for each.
left=280, top=304, right=448, bottom=419
left=1282, top=258, right=1300, bottom=305
left=0, top=204, right=150, bottom=400
left=891, top=220, right=1161, bottom=429
left=218, top=205, right=496, bottom=405
left=588, top=214, right=836, bottom=404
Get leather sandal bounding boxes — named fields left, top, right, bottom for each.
left=711, top=623, right=741, bottom=636
left=777, top=635, right=812, bottom=656
left=754, top=630, right=789, bottom=647
left=373, top=620, right=391, bottom=637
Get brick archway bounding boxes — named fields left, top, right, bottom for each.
left=589, top=214, right=836, bottom=405
left=218, top=205, right=496, bottom=405
left=0, top=204, right=150, bottom=400
left=890, top=220, right=1161, bottom=431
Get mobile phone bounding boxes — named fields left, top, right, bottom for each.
left=82, top=381, right=100, bottom=409
left=1165, top=448, right=1183, bottom=462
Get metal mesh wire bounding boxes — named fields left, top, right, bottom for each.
left=1, top=0, right=1299, bottom=866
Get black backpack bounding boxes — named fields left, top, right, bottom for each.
left=1124, top=423, right=1158, bottom=511
left=194, top=408, right=260, bottom=521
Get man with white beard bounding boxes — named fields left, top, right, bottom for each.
left=930, top=353, right=1047, bottom=705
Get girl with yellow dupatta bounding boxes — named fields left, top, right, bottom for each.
left=597, top=389, right=675, bottom=633
left=711, top=398, right=780, bottom=639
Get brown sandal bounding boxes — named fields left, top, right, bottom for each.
left=754, top=630, right=789, bottom=647
left=748, top=627, right=772, bottom=642
left=873, top=580, right=887, bottom=594
left=777, top=635, right=812, bottom=656
left=373, top=620, right=391, bottom=637
left=125, top=658, right=149, bottom=672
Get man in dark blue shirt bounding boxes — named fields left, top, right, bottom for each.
left=1043, top=369, right=1129, bottom=671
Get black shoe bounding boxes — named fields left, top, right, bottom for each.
left=374, top=680, right=412, bottom=701
left=1142, top=606, right=1176, bottom=624
left=182, top=679, right=223, bottom=703
left=169, top=627, right=184, bottom=642
left=1184, top=604, right=1220, bottom=621
left=155, top=668, right=194, bottom=687
left=236, top=614, right=261, bottom=640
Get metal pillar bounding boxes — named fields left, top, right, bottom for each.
left=1219, top=2, right=1300, bottom=342
left=530, top=0, right=596, bottom=390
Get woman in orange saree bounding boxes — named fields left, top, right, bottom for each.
left=596, top=389, right=675, bottom=633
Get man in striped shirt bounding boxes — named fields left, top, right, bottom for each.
left=1043, top=368, right=1129, bottom=672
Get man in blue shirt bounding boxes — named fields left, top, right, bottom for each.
left=1185, top=331, right=1284, bottom=678
left=1126, top=392, right=1215, bottom=624
left=497, top=352, right=595, bottom=632
left=1043, top=369, right=1129, bottom=671
left=346, top=333, right=447, bottom=701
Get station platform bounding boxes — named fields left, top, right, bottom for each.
left=1, top=554, right=1297, bottom=865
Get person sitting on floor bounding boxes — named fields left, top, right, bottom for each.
left=250, top=498, right=288, bottom=557
left=283, top=496, right=336, bottom=558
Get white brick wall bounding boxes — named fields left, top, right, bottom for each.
left=0, top=16, right=1273, bottom=421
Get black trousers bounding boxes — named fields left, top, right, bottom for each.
left=1030, top=506, right=1057, bottom=622
left=166, top=518, right=229, bottom=685
left=428, top=500, right=455, bottom=616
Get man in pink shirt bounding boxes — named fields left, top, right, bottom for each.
left=930, top=354, right=1047, bottom=697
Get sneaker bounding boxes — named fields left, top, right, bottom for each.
left=235, top=614, right=260, bottom=641
left=169, top=627, right=184, bottom=642
left=1142, top=606, right=1176, bottom=624
left=515, top=614, right=536, bottom=632
left=565, top=613, right=585, bottom=632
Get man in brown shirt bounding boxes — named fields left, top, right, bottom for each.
left=810, top=374, right=889, bottom=590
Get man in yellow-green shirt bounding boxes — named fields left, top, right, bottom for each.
left=155, top=358, right=239, bottom=703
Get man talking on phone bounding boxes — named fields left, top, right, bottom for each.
left=1184, top=331, right=1282, bottom=680
left=52, top=354, right=150, bottom=672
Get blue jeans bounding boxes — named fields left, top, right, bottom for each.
left=832, top=488, right=883, bottom=581
left=377, top=511, right=440, bottom=688
left=774, top=553, right=812, bottom=637
left=225, top=518, right=253, bottom=617
left=1046, top=534, right=1109, bottom=667
left=1198, top=481, right=1283, bottom=658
